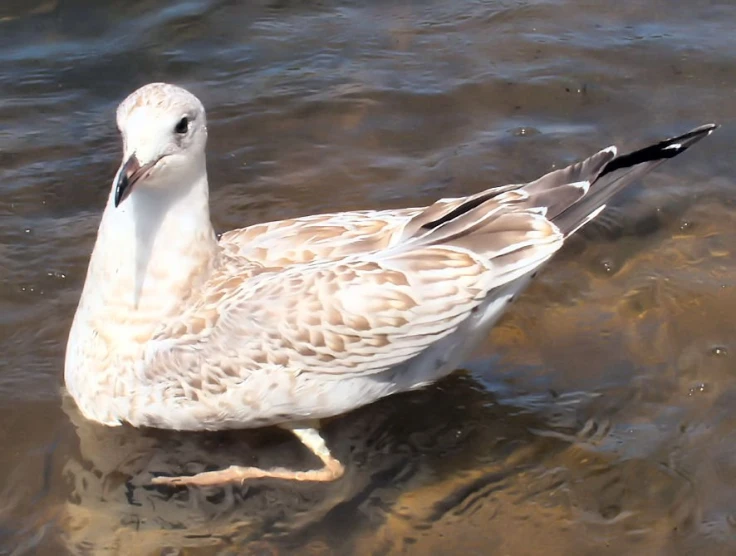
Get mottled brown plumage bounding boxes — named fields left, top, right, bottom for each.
left=64, top=83, right=716, bottom=487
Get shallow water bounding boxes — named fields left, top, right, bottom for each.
left=1, top=0, right=735, bottom=554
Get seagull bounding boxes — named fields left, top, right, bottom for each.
left=64, top=82, right=716, bottom=487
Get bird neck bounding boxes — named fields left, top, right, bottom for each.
left=84, top=169, right=219, bottom=321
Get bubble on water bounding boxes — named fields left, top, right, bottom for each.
left=511, top=126, right=540, bottom=137
left=688, top=383, right=708, bottom=396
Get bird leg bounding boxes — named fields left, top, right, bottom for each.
left=150, top=421, right=345, bottom=487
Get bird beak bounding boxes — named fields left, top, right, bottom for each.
left=113, top=154, right=157, bottom=207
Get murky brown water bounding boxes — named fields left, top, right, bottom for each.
left=1, top=0, right=735, bottom=554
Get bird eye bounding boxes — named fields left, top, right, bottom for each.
left=174, top=117, right=189, bottom=134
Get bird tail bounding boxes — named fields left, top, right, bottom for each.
left=542, top=123, right=717, bottom=236
left=396, top=123, right=717, bottom=252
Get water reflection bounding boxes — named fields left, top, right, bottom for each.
left=57, top=375, right=570, bottom=554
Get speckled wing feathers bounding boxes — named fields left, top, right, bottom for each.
left=151, top=184, right=567, bottom=382
left=140, top=125, right=718, bottom=406
left=219, top=209, right=422, bottom=266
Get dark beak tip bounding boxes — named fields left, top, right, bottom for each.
left=114, top=154, right=141, bottom=207
left=113, top=176, right=128, bottom=207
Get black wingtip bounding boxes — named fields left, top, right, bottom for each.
left=673, top=123, right=719, bottom=146
left=690, top=122, right=719, bottom=134
left=600, top=123, right=718, bottom=177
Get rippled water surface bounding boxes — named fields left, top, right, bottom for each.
left=1, top=0, right=735, bottom=554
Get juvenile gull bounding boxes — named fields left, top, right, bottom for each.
left=64, top=82, right=716, bottom=487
